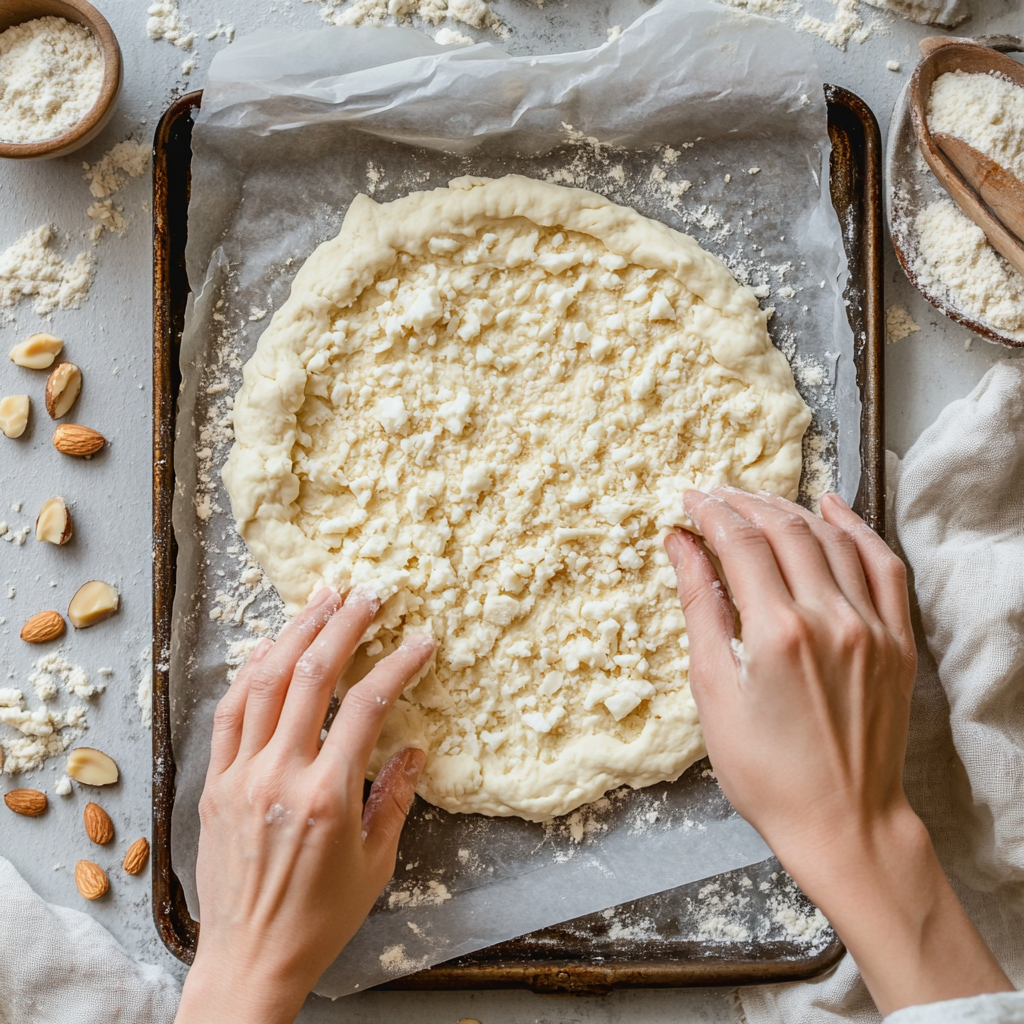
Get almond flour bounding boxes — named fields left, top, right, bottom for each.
left=0, top=17, right=103, bottom=144
left=0, top=224, right=94, bottom=315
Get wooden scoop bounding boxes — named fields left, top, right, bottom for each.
left=909, top=39, right=1024, bottom=279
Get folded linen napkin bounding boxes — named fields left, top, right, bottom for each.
left=741, top=359, right=1024, bottom=1022
left=0, top=855, right=180, bottom=1024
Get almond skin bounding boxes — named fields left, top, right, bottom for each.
left=84, top=802, right=114, bottom=845
left=123, top=837, right=150, bottom=875
left=35, top=497, right=73, bottom=545
left=45, top=362, right=82, bottom=419
left=4, top=789, right=48, bottom=816
left=75, top=860, right=109, bottom=900
left=20, top=610, right=65, bottom=644
left=53, top=424, right=105, bottom=457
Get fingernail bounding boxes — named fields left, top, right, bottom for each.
left=307, top=586, right=336, bottom=609
left=250, top=638, right=273, bottom=663
left=663, top=531, right=684, bottom=563
left=682, top=489, right=708, bottom=506
left=405, top=633, right=435, bottom=653
left=403, top=748, right=426, bottom=779
left=826, top=492, right=850, bottom=509
left=346, top=587, right=381, bottom=614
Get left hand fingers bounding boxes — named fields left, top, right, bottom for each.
left=319, top=634, right=435, bottom=799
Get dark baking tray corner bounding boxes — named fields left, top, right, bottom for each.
left=152, top=85, right=883, bottom=989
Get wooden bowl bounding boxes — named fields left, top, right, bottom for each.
left=0, top=0, right=122, bottom=160
left=908, top=39, right=1024, bottom=277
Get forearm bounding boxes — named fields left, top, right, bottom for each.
left=175, top=957, right=306, bottom=1024
left=780, top=805, right=1012, bottom=1017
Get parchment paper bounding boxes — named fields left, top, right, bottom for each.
left=170, top=0, right=857, bottom=996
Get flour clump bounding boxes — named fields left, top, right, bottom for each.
left=223, top=175, right=809, bottom=820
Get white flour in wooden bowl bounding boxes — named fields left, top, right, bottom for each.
left=0, top=17, right=103, bottom=144
left=914, top=70, right=1024, bottom=341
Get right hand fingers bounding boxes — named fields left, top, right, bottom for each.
left=682, top=490, right=793, bottom=621
left=319, top=633, right=435, bottom=800
left=664, top=529, right=739, bottom=708
left=819, top=493, right=915, bottom=658
left=207, top=638, right=272, bottom=777
left=237, top=587, right=342, bottom=759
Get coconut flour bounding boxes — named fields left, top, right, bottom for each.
left=0, top=17, right=103, bottom=144
left=0, top=224, right=94, bottom=315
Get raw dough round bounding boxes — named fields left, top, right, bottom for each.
left=223, top=175, right=810, bottom=821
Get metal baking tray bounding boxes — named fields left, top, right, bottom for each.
left=152, top=83, right=883, bottom=989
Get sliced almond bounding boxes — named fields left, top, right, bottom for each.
left=68, top=580, right=119, bottom=628
left=66, top=747, right=119, bottom=786
left=123, top=837, right=150, bottom=875
left=10, top=333, right=63, bottom=369
left=83, top=801, right=114, bottom=844
left=53, top=424, right=105, bottom=457
left=36, top=497, right=73, bottom=545
left=20, top=610, right=65, bottom=644
left=45, top=362, right=82, bottom=419
left=4, top=789, right=48, bottom=816
left=74, top=860, right=109, bottom=900
left=0, top=395, right=30, bottom=438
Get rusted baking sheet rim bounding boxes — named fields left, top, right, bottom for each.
left=152, top=84, right=883, bottom=990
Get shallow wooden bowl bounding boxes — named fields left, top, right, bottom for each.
left=0, top=0, right=122, bottom=160
left=908, top=39, right=1024, bottom=277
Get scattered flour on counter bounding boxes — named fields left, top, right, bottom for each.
left=305, top=0, right=507, bottom=35
left=54, top=775, right=73, bottom=796
left=886, top=304, right=920, bottom=343
left=912, top=199, right=1024, bottom=342
left=794, top=0, right=870, bottom=51
left=147, top=1, right=195, bottom=50
left=0, top=17, right=104, bottom=144
left=83, top=139, right=151, bottom=238
left=927, top=70, right=1024, bottom=181
left=0, top=224, right=94, bottom=314
left=30, top=653, right=104, bottom=702
left=206, top=20, right=236, bottom=43
left=0, top=687, right=88, bottom=775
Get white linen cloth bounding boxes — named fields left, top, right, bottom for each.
left=741, top=359, right=1024, bottom=1021
left=0, top=856, right=180, bottom=1024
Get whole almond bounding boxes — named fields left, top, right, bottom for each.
left=4, top=789, right=48, bottom=816
left=45, top=362, right=82, bottom=419
left=20, top=610, right=65, bottom=644
left=123, top=837, right=150, bottom=875
left=74, top=860, right=109, bottom=900
left=84, top=801, right=114, bottom=845
left=53, top=424, right=105, bottom=457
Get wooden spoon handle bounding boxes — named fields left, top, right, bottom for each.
left=934, top=133, right=1024, bottom=239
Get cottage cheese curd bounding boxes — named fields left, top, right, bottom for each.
left=223, top=175, right=809, bottom=820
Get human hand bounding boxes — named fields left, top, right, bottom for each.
left=665, top=489, right=1011, bottom=1014
left=174, top=587, right=434, bottom=1024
